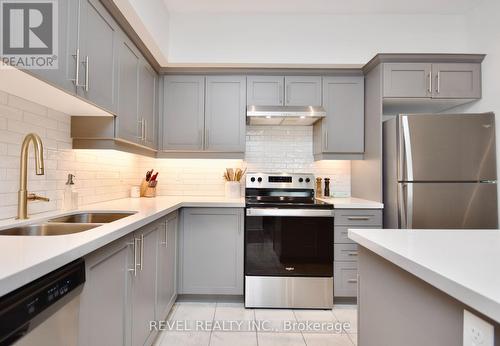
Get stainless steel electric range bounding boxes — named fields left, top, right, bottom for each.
left=244, top=173, right=334, bottom=309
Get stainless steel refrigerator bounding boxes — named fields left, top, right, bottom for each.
left=383, top=113, right=498, bottom=229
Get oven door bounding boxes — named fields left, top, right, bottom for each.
left=245, top=208, right=334, bottom=277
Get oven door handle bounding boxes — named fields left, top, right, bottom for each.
left=246, top=208, right=334, bottom=217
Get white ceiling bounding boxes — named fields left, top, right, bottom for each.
left=163, top=0, right=483, bottom=14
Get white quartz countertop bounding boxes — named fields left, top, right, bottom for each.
left=317, top=197, right=383, bottom=209
left=349, top=229, right=500, bottom=323
left=0, top=196, right=244, bottom=297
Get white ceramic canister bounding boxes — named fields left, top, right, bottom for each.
left=225, top=181, right=241, bottom=199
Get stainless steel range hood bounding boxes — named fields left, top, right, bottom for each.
left=246, top=106, right=326, bottom=126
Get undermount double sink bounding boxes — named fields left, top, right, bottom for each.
left=0, top=212, right=136, bottom=236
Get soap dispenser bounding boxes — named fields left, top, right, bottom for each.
left=63, top=174, right=78, bottom=210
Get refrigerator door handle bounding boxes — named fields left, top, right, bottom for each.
left=406, top=183, right=414, bottom=229
left=398, top=183, right=407, bottom=229
left=401, top=116, right=414, bottom=181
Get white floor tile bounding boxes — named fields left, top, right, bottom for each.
left=171, top=302, right=217, bottom=322
left=332, top=307, right=357, bottom=333
left=293, top=309, right=336, bottom=322
left=303, top=333, right=354, bottom=346
left=254, top=309, right=297, bottom=332
left=159, top=332, right=211, bottom=346
left=210, top=331, right=257, bottom=346
left=214, top=302, right=255, bottom=321
left=348, top=333, right=358, bottom=345
left=257, top=332, right=306, bottom=346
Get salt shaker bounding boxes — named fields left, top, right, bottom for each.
left=315, top=177, right=323, bottom=197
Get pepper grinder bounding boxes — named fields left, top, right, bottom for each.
left=324, top=178, right=330, bottom=197
left=315, top=177, right=323, bottom=197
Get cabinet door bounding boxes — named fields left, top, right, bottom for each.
left=139, top=59, right=158, bottom=149
left=205, top=76, right=246, bottom=152
left=156, top=212, right=178, bottom=320
left=116, top=37, right=140, bottom=144
left=321, top=76, right=364, bottom=153
left=247, top=76, right=284, bottom=106
left=383, top=63, right=432, bottom=98
left=285, top=76, right=322, bottom=106
left=180, top=208, right=244, bottom=295
left=78, top=0, right=119, bottom=113
left=162, top=76, right=205, bottom=151
left=30, top=0, right=78, bottom=94
left=79, top=235, right=133, bottom=346
left=131, top=223, right=160, bottom=346
left=432, top=63, right=481, bottom=99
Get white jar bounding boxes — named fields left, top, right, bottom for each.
left=130, top=186, right=141, bottom=198
left=225, top=182, right=241, bottom=199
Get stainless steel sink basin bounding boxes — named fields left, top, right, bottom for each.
left=47, top=212, right=136, bottom=224
left=0, top=223, right=101, bottom=236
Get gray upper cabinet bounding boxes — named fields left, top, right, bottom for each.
left=179, top=208, right=244, bottom=295
left=383, top=62, right=481, bottom=99
left=432, top=63, right=481, bottom=99
left=285, top=76, right=322, bottom=106
left=116, top=38, right=140, bottom=144
left=78, top=0, right=119, bottom=113
left=383, top=63, right=432, bottom=98
left=205, top=76, right=246, bottom=152
left=30, top=0, right=79, bottom=94
left=139, top=60, right=158, bottom=149
left=162, top=76, right=205, bottom=151
left=156, top=212, right=178, bottom=320
left=314, top=76, right=364, bottom=158
left=247, top=76, right=284, bottom=106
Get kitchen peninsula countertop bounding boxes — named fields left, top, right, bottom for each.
left=349, top=228, right=500, bottom=323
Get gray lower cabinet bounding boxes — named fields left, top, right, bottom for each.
left=313, top=76, right=364, bottom=159
left=383, top=62, right=481, bottom=99
left=333, top=209, right=382, bottom=298
left=29, top=0, right=79, bottom=94
left=205, top=76, right=246, bottom=152
left=247, top=76, right=284, bottom=106
left=79, top=216, right=177, bottom=346
left=78, top=0, right=119, bottom=113
left=162, top=76, right=205, bottom=151
left=131, top=221, right=161, bottom=346
left=79, top=234, right=134, bottom=346
left=156, top=211, right=178, bottom=320
left=284, top=76, right=322, bottom=106
left=179, top=208, right=244, bottom=295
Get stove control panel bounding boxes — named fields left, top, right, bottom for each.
left=246, top=173, right=315, bottom=189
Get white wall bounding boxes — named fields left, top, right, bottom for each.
left=168, top=13, right=468, bottom=64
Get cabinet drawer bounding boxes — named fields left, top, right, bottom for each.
left=335, top=209, right=382, bottom=226
left=334, top=244, right=358, bottom=262
left=334, top=226, right=381, bottom=244
left=334, top=261, right=358, bottom=297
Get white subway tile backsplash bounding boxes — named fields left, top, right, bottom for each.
left=8, top=95, right=47, bottom=116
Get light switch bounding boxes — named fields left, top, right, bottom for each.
left=463, top=310, right=494, bottom=346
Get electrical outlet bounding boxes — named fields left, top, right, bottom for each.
left=463, top=310, right=494, bottom=346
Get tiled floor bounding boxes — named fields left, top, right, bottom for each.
left=154, top=299, right=357, bottom=346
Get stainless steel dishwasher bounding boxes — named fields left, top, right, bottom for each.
left=0, top=259, right=85, bottom=346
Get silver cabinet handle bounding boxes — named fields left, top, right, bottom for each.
left=278, top=84, right=283, bottom=105
left=286, top=84, right=290, bottom=104
left=347, top=279, right=358, bottom=284
left=205, top=129, right=209, bottom=149
left=199, top=129, right=204, bottom=149
left=72, top=48, right=81, bottom=86
left=137, top=120, right=143, bottom=139
left=323, top=130, right=328, bottom=151
left=427, top=71, right=432, bottom=93
left=436, top=72, right=440, bottom=94
left=127, top=239, right=139, bottom=276
left=139, top=234, right=144, bottom=270
left=142, top=118, right=146, bottom=141
left=347, top=251, right=358, bottom=256
left=347, top=216, right=370, bottom=221
left=160, top=223, right=168, bottom=248
left=84, top=56, right=89, bottom=92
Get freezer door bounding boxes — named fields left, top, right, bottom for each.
left=399, top=182, right=498, bottom=229
left=398, top=113, right=496, bottom=182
